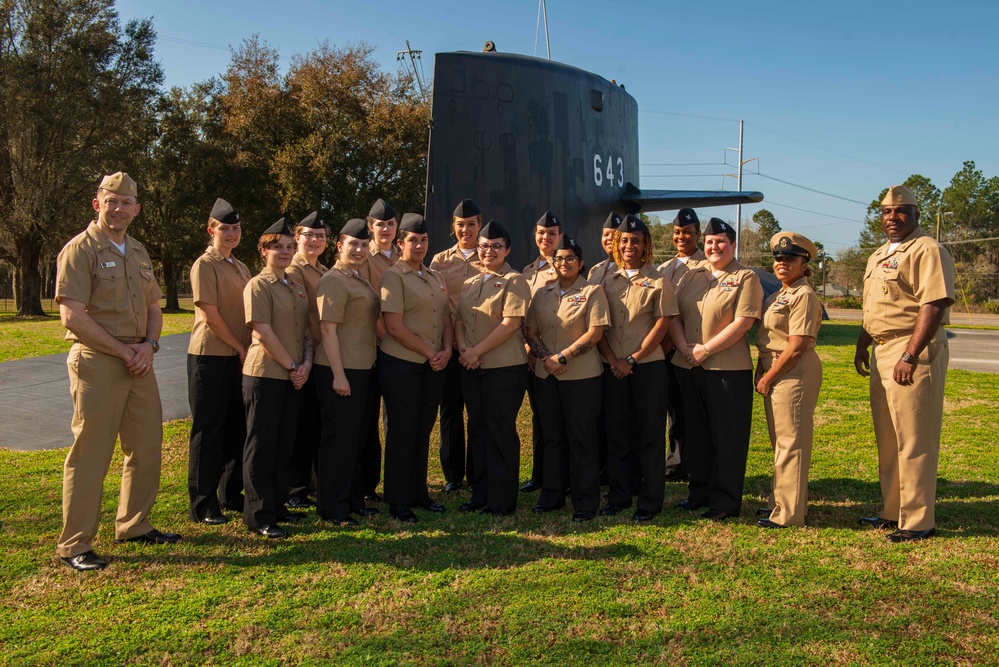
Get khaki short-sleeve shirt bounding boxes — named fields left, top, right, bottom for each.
left=242, top=268, right=309, bottom=379
left=315, top=261, right=380, bottom=370
left=756, top=277, right=822, bottom=355
left=361, top=242, right=400, bottom=291
left=430, top=244, right=482, bottom=315
left=862, top=227, right=955, bottom=338
left=455, top=263, right=529, bottom=369
left=522, top=257, right=559, bottom=298
left=602, top=263, right=674, bottom=364
left=56, top=221, right=161, bottom=342
left=286, top=252, right=328, bottom=348
left=656, top=249, right=706, bottom=288
left=188, top=246, right=251, bottom=356
left=379, top=262, right=450, bottom=363
left=526, top=276, right=611, bottom=381
left=669, top=259, right=763, bottom=371
left=586, top=258, right=617, bottom=287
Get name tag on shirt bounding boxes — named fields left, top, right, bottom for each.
left=100, top=261, right=117, bottom=269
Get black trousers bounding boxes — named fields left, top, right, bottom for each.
left=463, top=364, right=527, bottom=512
left=313, top=364, right=373, bottom=521
left=379, top=352, right=446, bottom=507
left=603, top=361, right=668, bottom=513
left=287, top=373, right=320, bottom=499
left=187, top=354, right=245, bottom=519
left=536, top=374, right=602, bottom=513
left=438, top=353, right=474, bottom=485
left=242, top=375, right=302, bottom=529
left=358, top=361, right=383, bottom=495
left=664, top=351, right=688, bottom=477
left=526, top=371, right=545, bottom=484
left=677, top=366, right=753, bottom=515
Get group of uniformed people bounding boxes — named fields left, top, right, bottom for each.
left=53, top=173, right=954, bottom=571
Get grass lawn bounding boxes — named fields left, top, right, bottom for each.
left=1, top=321, right=998, bottom=665
left=0, top=297, right=195, bottom=363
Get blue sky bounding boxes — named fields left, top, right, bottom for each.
left=116, top=0, right=999, bottom=255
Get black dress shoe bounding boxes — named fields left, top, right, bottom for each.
left=329, top=517, right=360, bottom=527
left=600, top=502, right=632, bottom=516
left=250, top=525, right=288, bottom=539
left=632, top=509, right=657, bottom=522
left=443, top=481, right=462, bottom=493
left=116, top=528, right=182, bottom=544
left=412, top=500, right=446, bottom=513
left=519, top=480, right=541, bottom=493
left=61, top=550, right=108, bottom=572
left=664, top=470, right=688, bottom=483
left=390, top=505, right=418, bottom=523
left=459, top=501, right=486, bottom=512
left=699, top=509, right=734, bottom=521
left=352, top=506, right=380, bottom=516
left=276, top=510, right=306, bottom=524
left=531, top=503, right=560, bottom=514
left=858, top=516, right=898, bottom=530
left=756, top=507, right=772, bottom=517
left=674, top=499, right=703, bottom=512
left=757, top=519, right=786, bottom=529
left=480, top=507, right=515, bottom=516
left=886, top=528, right=936, bottom=543
left=364, top=491, right=382, bottom=503
left=287, top=496, right=315, bottom=509
left=202, top=514, right=230, bottom=525
left=572, top=510, right=596, bottom=522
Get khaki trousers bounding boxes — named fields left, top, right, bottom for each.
left=761, top=350, right=822, bottom=527
left=57, top=344, right=163, bottom=558
left=870, top=329, right=948, bottom=531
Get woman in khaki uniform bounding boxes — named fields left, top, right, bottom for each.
left=586, top=211, right=623, bottom=286
left=668, top=217, right=763, bottom=521
left=187, top=198, right=251, bottom=524
left=429, top=199, right=483, bottom=493
left=596, top=215, right=673, bottom=521
left=358, top=197, right=400, bottom=502
left=379, top=213, right=453, bottom=523
left=314, top=218, right=381, bottom=526
left=755, top=232, right=823, bottom=528
left=284, top=212, right=329, bottom=508
left=526, top=234, right=610, bottom=521
left=453, top=220, right=530, bottom=515
left=242, top=219, right=313, bottom=539
left=519, top=210, right=561, bottom=492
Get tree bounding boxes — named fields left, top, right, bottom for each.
left=858, top=174, right=940, bottom=249
left=0, top=0, right=162, bottom=316
left=742, top=209, right=782, bottom=271
left=941, top=161, right=999, bottom=301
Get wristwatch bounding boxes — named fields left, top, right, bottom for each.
left=900, top=351, right=919, bottom=364
left=146, top=338, right=159, bottom=353
left=557, top=353, right=567, bottom=365
left=289, top=361, right=300, bottom=372
left=626, top=355, right=637, bottom=366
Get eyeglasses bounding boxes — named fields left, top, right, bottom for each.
left=551, top=256, right=580, bottom=265
left=477, top=243, right=507, bottom=252
left=300, top=233, right=327, bottom=241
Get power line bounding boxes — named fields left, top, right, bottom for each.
left=745, top=121, right=907, bottom=176
left=639, top=108, right=739, bottom=124
left=640, top=162, right=730, bottom=167
left=159, top=36, right=230, bottom=51
left=640, top=174, right=728, bottom=179
left=764, top=200, right=865, bottom=224
left=749, top=173, right=869, bottom=206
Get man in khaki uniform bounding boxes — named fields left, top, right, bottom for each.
left=55, top=172, right=180, bottom=572
left=855, top=185, right=955, bottom=543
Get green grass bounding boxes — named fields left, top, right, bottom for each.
left=0, top=297, right=195, bottom=363
left=2, top=321, right=998, bottom=665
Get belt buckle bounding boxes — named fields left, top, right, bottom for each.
left=872, top=335, right=884, bottom=345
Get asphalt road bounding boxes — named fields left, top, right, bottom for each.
left=3, top=325, right=998, bottom=453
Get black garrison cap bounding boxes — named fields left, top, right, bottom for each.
left=453, top=199, right=481, bottom=218
left=299, top=211, right=324, bottom=229
left=622, top=214, right=649, bottom=234
left=535, top=210, right=560, bottom=228
left=210, top=198, right=240, bottom=224
left=672, top=208, right=700, bottom=228
left=262, top=218, right=293, bottom=236
left=703, top=217, right=735, bottom=236
left=368, top=198, right=397, bottom=221
left=340, top=218, right=370, bottom=240
left=399, top=212, right=428, bottom=234
left=479, top=220, right=510, bottom=241
left=554, top=233, right=583, bottom=259
left=603, top=212, right=623, bottom=229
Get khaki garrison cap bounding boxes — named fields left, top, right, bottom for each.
left=881, top=185, right=918, bottom=207
left=98, top=172, right=138, bottom=197
left=770, top=231, right=819, bottom=261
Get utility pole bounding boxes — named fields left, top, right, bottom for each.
left=724, top=120, right=757, bottom=260
left=535, top=0, right=551, bottom=60
left=936, top=208, right=953, bottom=241
left=396, top=40, right=426, bottom=98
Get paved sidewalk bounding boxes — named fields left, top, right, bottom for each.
left=0, top=333, right=192, bottom=452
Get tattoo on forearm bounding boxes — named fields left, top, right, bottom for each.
left=527, top=337, right=552, bottom=359
left=569, top=342, right=591, bottom=358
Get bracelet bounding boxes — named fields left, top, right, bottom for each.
left=702, top=343, right=713, bottom=356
